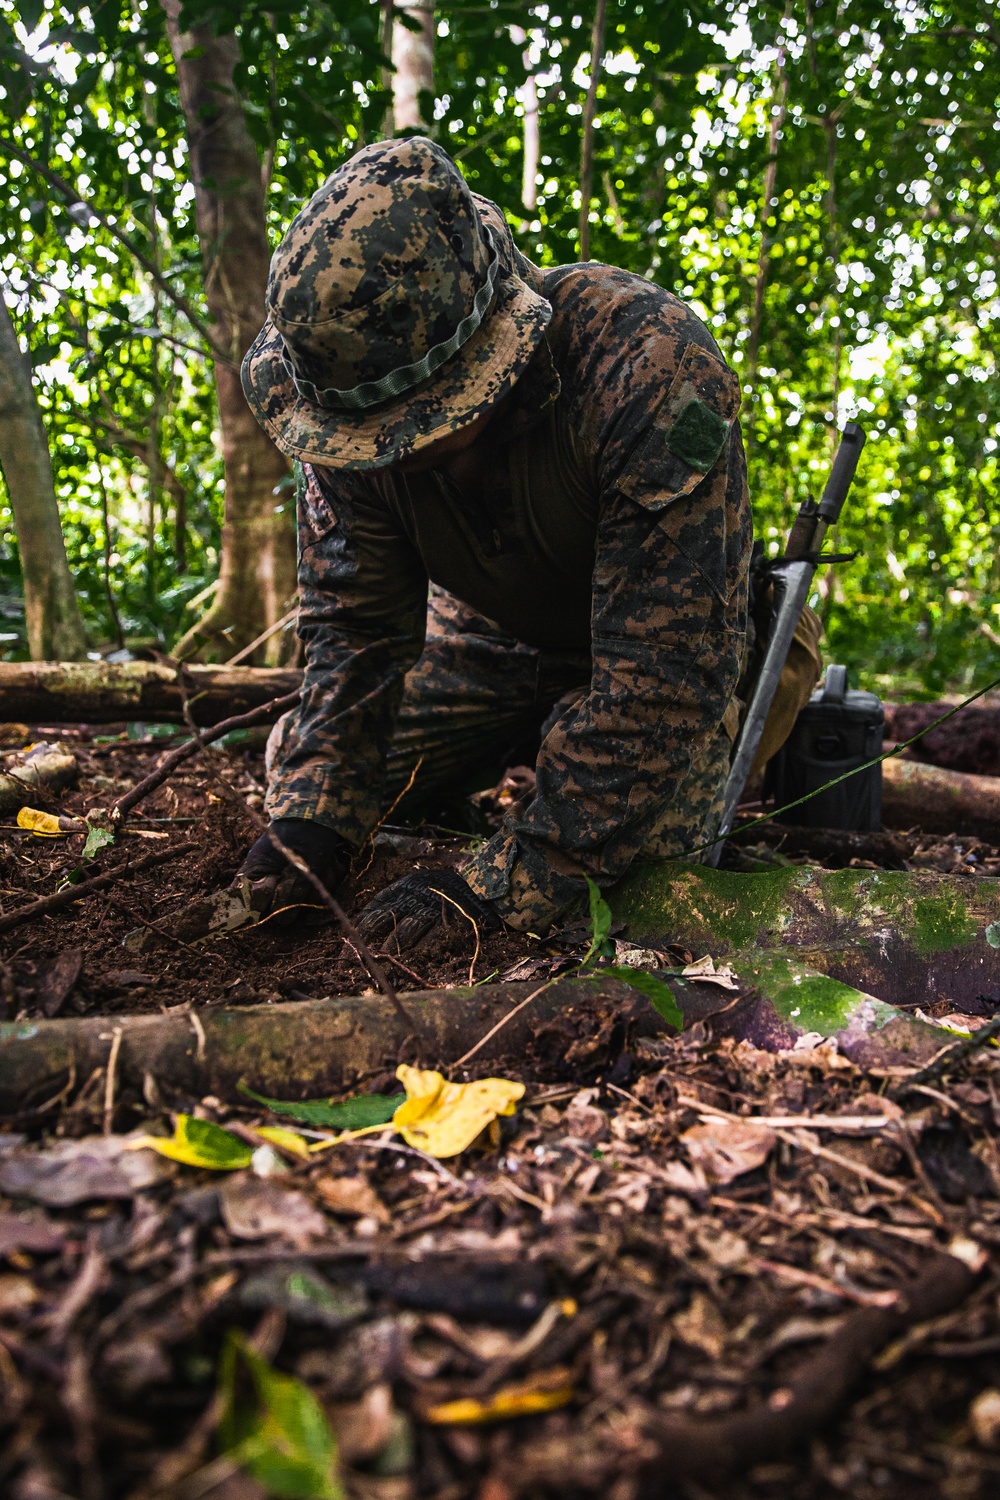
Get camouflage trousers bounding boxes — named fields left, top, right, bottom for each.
left=268, top=584, right=734, bottom=869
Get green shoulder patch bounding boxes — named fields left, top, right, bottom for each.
left=664, top=397, right=729, bottom=472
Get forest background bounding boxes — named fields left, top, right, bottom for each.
left=0, top=0, right=997, bottom=695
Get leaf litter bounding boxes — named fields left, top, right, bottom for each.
left=1, top=732, right=1000, bottom=1497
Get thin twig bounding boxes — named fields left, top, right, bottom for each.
left=108, top=692, right=300, bottom=826
left=103, top=1028, right=122, bottom=1135
left=428, top=883, right=481, bottom=984
left=452, top=977, right=561, bottom=1070
left=0, top=843, right=197, bottom=936
left=888, top=1013, right=1000, bottom=1102
left=223, top=604, right=299, bottom=667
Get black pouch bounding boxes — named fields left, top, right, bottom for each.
left=766, top=665, right=883, bottom=831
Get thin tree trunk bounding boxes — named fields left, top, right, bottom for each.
left=391, top=2, right=434, bottom=131
left=0, top=295, right=88, bottom=661
left=746, top=60, right=788, bottom=392
left=577, top=0, right=607, bottom=261
left=162, top=0, right=296, bottom=665
left=511, top=26, right=539, bottom=212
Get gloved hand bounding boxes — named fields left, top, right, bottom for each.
left=238, top=818, right=352, bottom=920
left=356, top=868, right=502, bottom=949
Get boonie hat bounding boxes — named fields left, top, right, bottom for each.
left=242, top=136, right=552, bottom=470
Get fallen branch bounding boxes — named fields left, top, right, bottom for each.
left=0, top=977, right=660, bottom=1116
left=0, top=661, right=302, bottom=727
left=644, top=1239, right=982, bottom=1483
left=504, top=1240, right=983, bottom=1491
left=0, top=842, right=196, bottom=937
left=109, top=691, right=299, bottom=825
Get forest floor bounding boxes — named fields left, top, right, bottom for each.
left=1, top=730, right=999, bottom=1499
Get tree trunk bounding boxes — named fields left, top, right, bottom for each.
left=391, top=2, right=435, bottom=130
left=0, top=660, right=300, bottom=725
left=0, top=296, right=88, bottom=661
left=161, top=0, right=296, bottom=664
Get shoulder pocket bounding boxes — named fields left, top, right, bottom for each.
left=617, top=341, right=741, bottom=510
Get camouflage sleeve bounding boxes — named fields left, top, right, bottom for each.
left=465, top=287, right=751, bottom=930
left=264, top=462, right=429, bottom=844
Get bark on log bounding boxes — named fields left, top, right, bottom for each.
left=881, top=755, right=1000, bottom=841
left=885, top=700, right=1000, bottom=777
left=0, top=661, right=301, bottom=726
left=0, top=955, right=949, bottom=1118
left=0, top=979, right=665, bottom=1116
left=612, top=860, right=1000, bottom=1012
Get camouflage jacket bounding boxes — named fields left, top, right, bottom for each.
left=266, top=201, right=752, bottom=929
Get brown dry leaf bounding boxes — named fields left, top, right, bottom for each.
left=681, top=954, right=739, bottom=990
left=681, top=1117, right=776, bottom=1185
left=970, top=1389, right=1000, bottom=1449
left=0, top=1134, right=171, bottom=1207
left=218, top=1172, right=327, bottom=1245
left=564, top=1089, right=608, bottom=1143
left=315, top=1174, right=390, bottom=1224
left=328, top=1382, right=396, bottom=1464
left=672, top=1292, right=728, bottom=1360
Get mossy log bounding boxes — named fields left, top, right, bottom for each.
left=613, top=860, right=1000, bottom=1011
left=0, top=745, right=77, bottom=815
left=0, top=661, right=301, bottom=726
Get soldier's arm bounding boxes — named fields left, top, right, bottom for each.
left=264, top=463, right=429, bottom=845
left=465, top=292, right=751, bottom=931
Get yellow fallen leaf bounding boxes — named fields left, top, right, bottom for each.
left=127, top=1115, right=252, bottom=1170
left=393, top=1065, right=524, bottom=1159
left=17, top=807, right=65, bottom=837
left=425, top=1368, right=574, bottom=1425
left=256, top=1124, right=312, bottom=1159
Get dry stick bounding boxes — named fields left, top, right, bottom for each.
left=223, top=604, right=298, bottom=667
left=108, top=691, right=300, bottom=826
left=102, top=1028, right=122, bottom=1136
left=888, top=1012, right=1000, bottom=1102
left=0, top=842, right=197, bottom=936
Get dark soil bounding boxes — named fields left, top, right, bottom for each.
left=1, top=729, right=999, bottom=1499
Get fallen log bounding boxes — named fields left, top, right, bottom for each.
left=881, top=755, right=1000, bottom=841
left=0, top=958, right=948, bottom=1116
left=0, top=661, right=302, bottom=726
left=885, top=699, right=1000, bottom=777
left=0, top=979, right=665, bottom=1115
left=612, top=860, right=1000, bottom=1011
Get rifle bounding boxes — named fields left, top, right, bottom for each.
left=705, top=421, right=867, bottom=867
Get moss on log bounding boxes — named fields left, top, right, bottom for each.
left=612, top=861, right=1000, bottom=1011
left=0, top=661, right=301, bottom=726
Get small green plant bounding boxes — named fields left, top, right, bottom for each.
left=218, top=1331, right=344, bottom=1499
left=579, top=878, right=684, bottom=1031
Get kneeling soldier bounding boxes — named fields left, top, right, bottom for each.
left=238, top=136, right=809, bottom=945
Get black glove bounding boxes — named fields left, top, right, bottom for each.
left=356, top=868, right=502, bottom=949
left=238, top=818, right=352, bottom=919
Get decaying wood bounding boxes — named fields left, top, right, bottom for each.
left=0, top=842, right=196, bottom=938
left=0, top=978, right=664, bottom=1116
left=0, top=661, right=301, bottom=726
left=0, top=746, right=77, bottom=816
left=886, top=699, right=1000, bottom=777
left=881, top=755, right=1000, bottom=840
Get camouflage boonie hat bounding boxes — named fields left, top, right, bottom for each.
left=242, top=136, right=552, bottom=470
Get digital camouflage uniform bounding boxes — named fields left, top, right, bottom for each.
left=256, top=186, right=753, bottom=933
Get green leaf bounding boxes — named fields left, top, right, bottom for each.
left=139, top=1115, right=253, bottom=1170
left=596, top=965, right=685, bottom=1032
left=239, top=1083, right=404, bottom=1130
left=82, top=824, right=115, bottom=860
left=582, top=876, right=613, bottom=967
left=219, top=1331, right=344, bottom=1500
